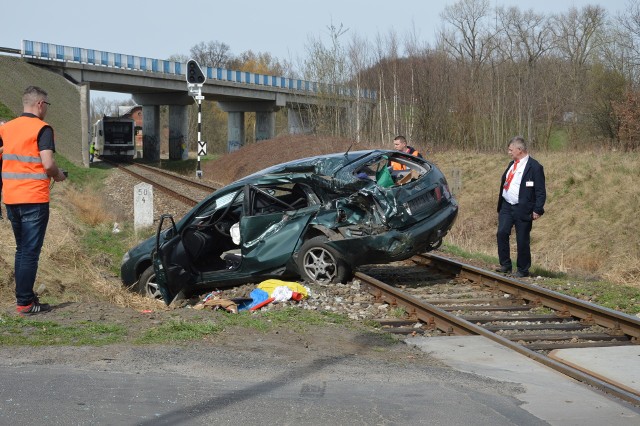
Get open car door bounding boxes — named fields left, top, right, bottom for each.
left=152, top=191, right=242, bottom=304
left=152, top=214, right=197, bottom=304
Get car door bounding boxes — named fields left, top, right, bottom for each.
left=237, top=183, right=317, bottom=275
left=152, top=214, right=196, bottom=304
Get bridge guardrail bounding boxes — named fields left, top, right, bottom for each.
left=22, top=40, right=376, bottom=101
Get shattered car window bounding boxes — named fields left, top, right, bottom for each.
left=354, top=154, right=430, bottom=187
left=246, top=183, right=316, bottom=216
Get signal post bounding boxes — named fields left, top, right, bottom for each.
left=186, top=60, right=206, bottom=178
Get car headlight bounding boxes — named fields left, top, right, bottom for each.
left=121, top=251, right=130, bottom=266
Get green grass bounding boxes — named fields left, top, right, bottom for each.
left=0, top=315, right=127, bottom=346
left=548, top=129, right=569, bottom=151
left=539, top=279, right=640, bottom=314
left=55, top=154, right=111, bottom=190
left=389, top=307, right=407, bottom=318
left=83, top=222, right=137, bottom=274
left=442, top=243, right=496, bottom=265
left=0, top=102, right=15, bottom=121
left=0, top=308, right=355, bottom=347
left=135, top=319, right=224, bottom=344
left=135, top=308, right=351, bottom=344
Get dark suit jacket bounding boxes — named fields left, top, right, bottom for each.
left=497, top=156, right=546, bottom=221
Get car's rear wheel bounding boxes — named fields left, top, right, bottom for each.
left=297, top=236, right=351, bottom=284
left=135, top=266, right=163, bottom=300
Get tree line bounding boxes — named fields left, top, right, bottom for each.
left=302, top=0, right=640, bottom=152
left=93, top=0, right=640, bottom=154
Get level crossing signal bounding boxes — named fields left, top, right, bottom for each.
left=186, top=60, right=206, bottom=84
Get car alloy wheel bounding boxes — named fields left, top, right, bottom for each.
left=136, top=265, right=163, bottom=300
left=297, top=236, right=351, bottom=284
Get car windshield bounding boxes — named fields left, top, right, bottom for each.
left=195, top=190, right=243, bottom=219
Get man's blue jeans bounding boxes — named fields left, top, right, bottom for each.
left=6, top=203, right=50, bottom=306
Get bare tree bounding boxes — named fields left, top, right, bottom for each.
left=90, top=96, right=134, bottom=124
left=612, top=0, right=640, bottom=87
left=549, top=5, right=608, bottom=143
left=438, top=0, right=498, bottom=149
left=189, top=41, right=232, bottom=68
left=495, top=6, right=552, bottom=144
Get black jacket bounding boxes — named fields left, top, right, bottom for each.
left=497, top=156, right=546, bottom=221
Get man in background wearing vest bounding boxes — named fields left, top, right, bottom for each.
left=0, top=86, right=66, bottom=314
left=391, top=135, right=424, bottom=171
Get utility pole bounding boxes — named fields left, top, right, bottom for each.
left=186, top=59, right=206, bottom=178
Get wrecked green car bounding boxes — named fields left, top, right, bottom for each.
left=120, top=149, right=458, bottom=304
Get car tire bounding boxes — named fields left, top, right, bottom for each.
left=135, top=265, right=163, bottom=300
left=297, top=236, right=351, bottom=284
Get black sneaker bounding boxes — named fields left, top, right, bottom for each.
left=16, top=300, right=51, bottom=315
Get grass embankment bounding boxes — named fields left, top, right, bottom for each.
left=429, top=150, right=640, bottom=287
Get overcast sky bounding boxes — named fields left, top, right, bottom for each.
left=2, top=0, right=630, bottom=101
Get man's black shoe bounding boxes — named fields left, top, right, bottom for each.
left=495, top=266, right=511, bottom=273
left=513, top=271, right=529, bottom=278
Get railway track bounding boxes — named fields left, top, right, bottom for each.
left=103, top=160, right=217, bottom=207
left=357, top=253, right=640, bottom=406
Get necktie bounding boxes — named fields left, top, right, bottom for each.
left=503, top=159, right=519, bottom=191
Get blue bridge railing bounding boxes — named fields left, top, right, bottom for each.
left=22, top=40, right=377, bottom=101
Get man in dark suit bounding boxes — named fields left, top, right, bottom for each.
left=496, top=136, right=546, bottom=277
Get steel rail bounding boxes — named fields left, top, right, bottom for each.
left=414, top=253, right=640, bottom=341
left=105, top=160, right=199, bottom=207
left=129, top=162, right=218, bottom=192
left=355, top=258, right=640, bottom=406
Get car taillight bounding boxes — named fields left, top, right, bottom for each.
left=434, top=186, right=442, bottom=202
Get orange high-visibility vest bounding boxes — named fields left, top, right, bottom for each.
left=0, top=116, right=51, bottom=204
left=391, top=147, right=422, bottom=171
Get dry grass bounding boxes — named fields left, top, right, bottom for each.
left=0, top=188, right=165, bottom=312
left=66, top=187, right=117, bottom=225
left=430, top=150, right=640, bottom=286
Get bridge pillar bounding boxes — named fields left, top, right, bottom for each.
left=80, top=83, right=91, bottom=167
left=168, top=105, right=188, bottom=160
left=287, top=107, right=314, bottom=134
left=256, top=111, right=276, bottom=141
left=142, top=105, right=161, bottom=161
left=219, top=101, right=281, bottom=151
left=227, top=112, right=245, bottom=152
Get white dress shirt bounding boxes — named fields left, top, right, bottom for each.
left=502, top=155, right=529, bottom=205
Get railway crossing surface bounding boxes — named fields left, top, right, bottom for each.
left=408, top=335, right=640, bottom=425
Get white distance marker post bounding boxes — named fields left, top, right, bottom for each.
left=134, top=182, right=154, bottom=232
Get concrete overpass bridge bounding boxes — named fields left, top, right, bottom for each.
left=21, top=40, right=376, bottom=162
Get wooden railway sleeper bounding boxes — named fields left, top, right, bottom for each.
left=580, top=313, right=596, bottom=325
left=424, top=316, right=437, bottom=330
left=406, top=307, right=418, bottom=321
left=609, top=321, right=625, bottom=337
left=555, top=303, right=573, bottom=318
